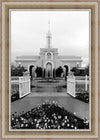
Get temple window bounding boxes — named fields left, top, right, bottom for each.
left=47, top=52, right=51, bottom=59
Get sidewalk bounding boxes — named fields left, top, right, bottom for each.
left=28, top=92, right=68, bottom=97
left=11, top=93, right=89, bottom=120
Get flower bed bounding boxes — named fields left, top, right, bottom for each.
left=11, top=87, right=19, bottom=102
left=11, top=101, right=89, bottom=129
left=11, top=91, right=19, bottom=102
left=76, top=91, right=89, bottom=103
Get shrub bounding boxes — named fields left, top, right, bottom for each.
left=11, top=101, right=89, bottom=129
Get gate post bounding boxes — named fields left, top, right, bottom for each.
left=19, top=73, right=31, bottom=98
left=23, top=71, right=30, bottom=76
left=67, top=72, right=76, bottom=97
left=28, top=76, right=31, bottom=93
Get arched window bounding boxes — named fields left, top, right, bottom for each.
left=47, top=52, right=51, bottom=59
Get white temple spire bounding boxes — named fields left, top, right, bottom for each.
left=48, top=20, right=50, bottom=32
left=46, top=20, right=52, bottom=48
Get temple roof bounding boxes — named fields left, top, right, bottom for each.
left=16, top=55, right=40, bottom=60
left=58, top=55, right=82, bottom=59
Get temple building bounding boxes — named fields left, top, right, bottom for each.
left=16, top=22, right=82, bottom=78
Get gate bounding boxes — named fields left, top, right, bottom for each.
left=11, top=76, right=31, bottom=98
left=67, top=75, right=89, bottom=97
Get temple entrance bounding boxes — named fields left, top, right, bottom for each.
left=46, top=62, right=52, bottom=78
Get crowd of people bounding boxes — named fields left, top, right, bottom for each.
left=76, top=91, right=89, bottom=103
left=11, top=101, right=89, bottom=129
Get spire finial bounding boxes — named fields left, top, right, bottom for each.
left=48, top=20, right=50, bottom=31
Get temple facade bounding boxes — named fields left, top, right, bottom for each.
left=16, top=22, right=82, bottom=78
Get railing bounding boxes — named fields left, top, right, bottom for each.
left=11, top=76, right=31, bottom=98
left=67, top=75, right=89, bottom=97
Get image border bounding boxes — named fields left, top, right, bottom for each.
left=2, top=1, right=98, bottom=138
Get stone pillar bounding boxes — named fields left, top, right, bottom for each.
left=63, top=67, right=66, bottom=77
left=67, top=73, right=76, bottom=97
left=23, top=71, right=30, bottom=76
left=68, top=66, right=70, bottom=72
left=35, top=73, right=37, bottom=78
left=32, top=67, right=35, bottom=78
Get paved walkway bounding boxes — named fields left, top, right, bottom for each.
left=28, top=92, right=67, bottom=97
left=11, top=79, right=89, bottom=120
left=11, top=92, right=89, bottom=120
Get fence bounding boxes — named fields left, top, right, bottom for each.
left=11, top=76, right=31, bottom=98
left=67, top=75, right=89, bottom=97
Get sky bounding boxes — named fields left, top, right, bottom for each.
left=11, top=10, right=90, bottom=66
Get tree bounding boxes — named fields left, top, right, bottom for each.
left=70, top=67, right=80, bottom=76
left=53, top=68, right=56, bottom=79
left=84, top=65, right=89, bottom=76
left=11, top=65, right=27, bottom=76
left=43, top=69, right=45, bottom=78
left=56, top=66, right=63, bottom=77
left=71, top=65, right=89, bottom=76
left=35, top=67, right=42, bottom=77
